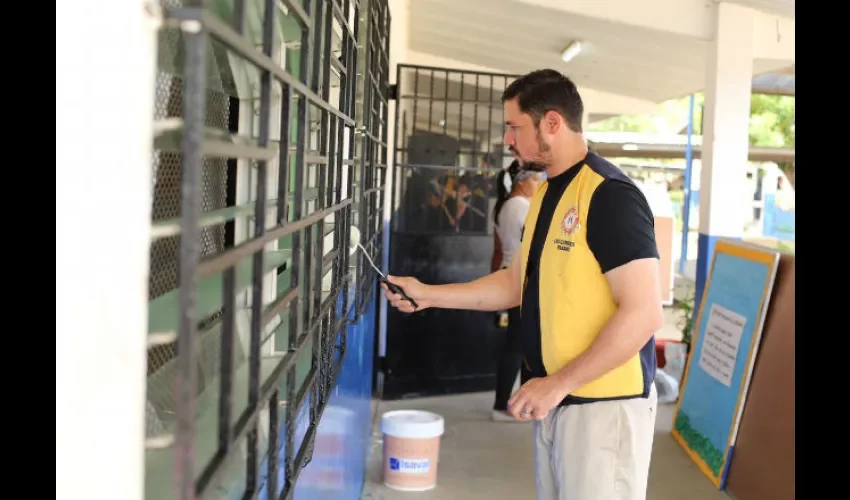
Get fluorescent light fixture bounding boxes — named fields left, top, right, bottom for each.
left=561, top=41, right=583, bottom=63
left=622, top=144, right=639, bottom=151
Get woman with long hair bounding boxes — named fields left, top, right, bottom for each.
left=491, top=161, right=519, bottom=271
left=491, top=161, right=542, bottom=421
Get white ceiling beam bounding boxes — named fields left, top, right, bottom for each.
left=517, top=0, right=715, bottom=39
left=407, top=41, right=690, bottom=102
left=582, top=89, right=662, bottom=117
left=518, top=0, right=793, bottom=62
left=722, top=0, right=794, bottom=18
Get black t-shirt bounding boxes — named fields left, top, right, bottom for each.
left=519, top=152, right=659, bottom=406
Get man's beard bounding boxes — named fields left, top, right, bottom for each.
left=510, top=152, right=547, bottom=172
left=511, top=137, right=549, bottom=172
left=522, top=161, right=547, bottom=172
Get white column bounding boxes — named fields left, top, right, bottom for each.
left=695, top=1, right=755, bottom=306
left=386, top=0, right=410, bottom=175
left=56, top=1, right=157, bottom=499
left=385, top=0, right=410, bottom=219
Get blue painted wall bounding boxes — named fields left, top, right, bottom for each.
left=762, top=194, right=795, bottom=241
left=252, top=291, right=378, bottom=500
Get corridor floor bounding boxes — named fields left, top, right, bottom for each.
left=362, top=391, right=728, bottom=500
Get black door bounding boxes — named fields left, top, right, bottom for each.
left=382, top=65, right=520, bottom=399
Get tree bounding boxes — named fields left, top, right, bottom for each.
left=749, top=94, right=795, bottom=186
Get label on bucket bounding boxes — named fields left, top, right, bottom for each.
left=388, top=457, right=430, bottom=474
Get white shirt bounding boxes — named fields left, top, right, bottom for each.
left=496, top=197, right=531, bottom=269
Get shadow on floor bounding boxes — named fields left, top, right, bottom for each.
left=362, top=392, right=727, bottom=500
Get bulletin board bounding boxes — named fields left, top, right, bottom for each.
left=671, top=239, right=779, bottom=489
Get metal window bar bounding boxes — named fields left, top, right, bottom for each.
left=353, top=0, right=389, bottom=316
left=146, top=0, right=387, bottom=498
left=390, top=65, right=520, bottom=236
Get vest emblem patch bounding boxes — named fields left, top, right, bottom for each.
left=561, top=206, right=581, bottom=236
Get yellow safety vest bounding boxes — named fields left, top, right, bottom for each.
left=519, top=163, right=646, bottom=399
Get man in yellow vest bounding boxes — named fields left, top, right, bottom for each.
left=383, top=68, right=663, bottom=500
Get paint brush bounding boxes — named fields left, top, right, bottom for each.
left=349, top=226, right=419, bottom=310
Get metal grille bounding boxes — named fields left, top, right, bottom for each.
left=148, top=0, right=239, bottom=378
left=144, top=0, right=388, bottom=498
left=354, top=0, right=390, bottom=315
left=149, top=0, right=235, bottom=301
left=391, top=65, right=520, bottom=235
left=149, top=75, right=232, bottom=299
left=148, top=74, right=234, bottom=377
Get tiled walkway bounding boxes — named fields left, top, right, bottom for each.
left=362, top=392, right=727, bottom=500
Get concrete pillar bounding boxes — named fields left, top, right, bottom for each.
left=695, top=1, right=755, bottom=308
left=386, top=0, right=409, bottom=173
left=56, top=0, right=156, bottom=498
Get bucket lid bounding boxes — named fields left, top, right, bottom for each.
left=381, top=410, right=445, bottom=439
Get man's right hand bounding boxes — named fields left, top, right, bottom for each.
left=381, top=275, right=432, bottom=314
left=380, top=255, right=521, bottom=314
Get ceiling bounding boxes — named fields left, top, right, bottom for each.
left=724, top=0, right=794, bottom=17
left=406, top=0, right=794, bottom=104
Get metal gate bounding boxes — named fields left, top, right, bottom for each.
left=383, top=65, right=520, bottom=399
left=144, top=0, right=389, bottom=498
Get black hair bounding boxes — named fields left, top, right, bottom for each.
left=502, top=69, right=584, bottom=133
left=494, top=160, right=522, bottom=223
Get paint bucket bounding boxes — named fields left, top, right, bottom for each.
left=381, top=410, right=445, bottom=492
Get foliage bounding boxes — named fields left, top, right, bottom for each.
left=672, top=293, right=696, bottom=346
left=749, top=94, right=795, bottom=147
left=675, top=411, right=724, bottom=477
left=749, top=94, right=795, bottom=185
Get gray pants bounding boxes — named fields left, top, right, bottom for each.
left=533, top=386, right=658, bottom=500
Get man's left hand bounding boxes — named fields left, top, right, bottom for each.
left=507, top=376, right=569, bottom=421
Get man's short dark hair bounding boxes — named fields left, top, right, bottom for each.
left=502, top=69, right=584, bottom=133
